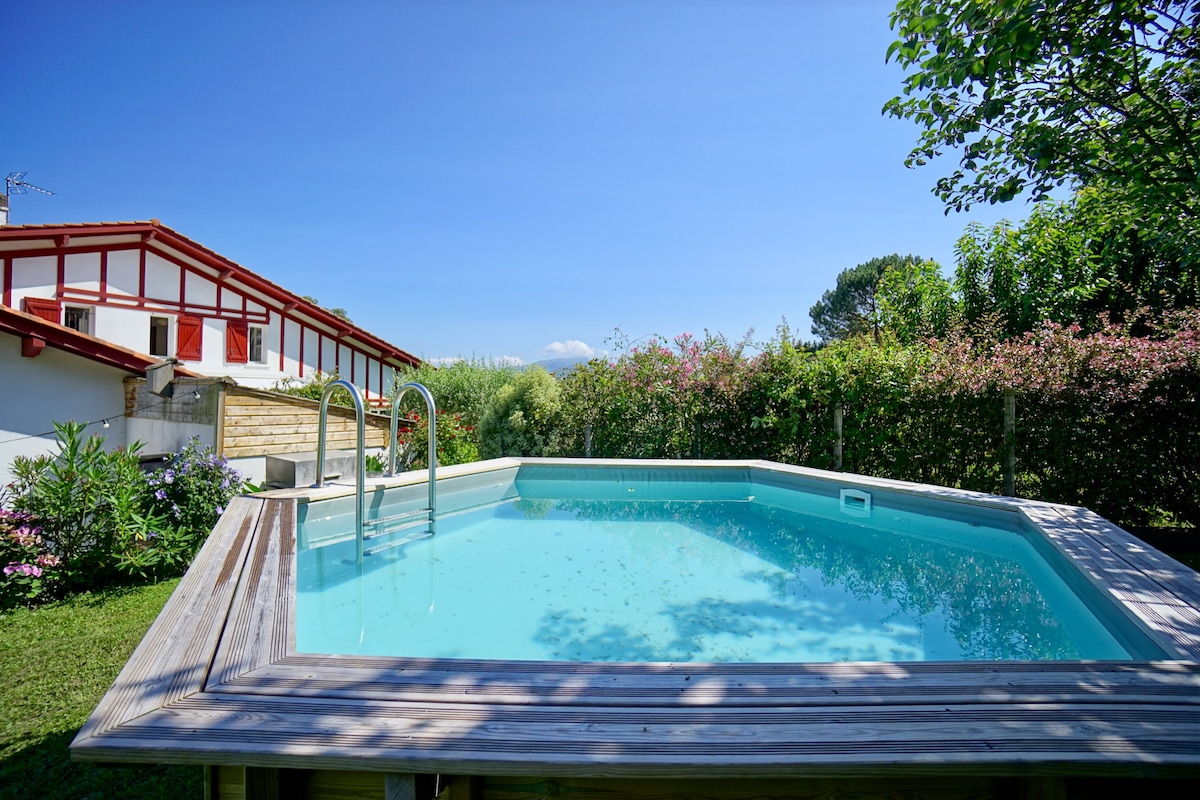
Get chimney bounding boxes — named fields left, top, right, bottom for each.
left=0, top=193, right=8, bottom=226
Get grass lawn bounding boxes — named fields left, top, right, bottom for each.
left=0, top=580, right=203, bottom=800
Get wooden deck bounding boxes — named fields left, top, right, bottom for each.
left=71, top=459, right=1200, bottom=791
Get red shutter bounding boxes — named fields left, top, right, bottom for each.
left=226, top=320, right=249, bottom=364
left=22, top=297, right=61, bottom=324
left=177, top=315, right=203, bottom=361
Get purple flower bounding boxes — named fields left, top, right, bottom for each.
left=163, top=470, right=175, bottom=484
left=154, top=489, right=168, bottom=501
left=214, top=505, right=225, bottom=516
left=3, top=562, right=42, bottom=577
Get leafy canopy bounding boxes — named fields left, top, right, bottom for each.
left=884, top=1, right=1200, bottom=227
left=809, top=254, right=929, bottom=342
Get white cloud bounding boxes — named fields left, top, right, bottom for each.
left=426, top=356, right=463, bottom=366
left=495, top=355, right=525, bottom=367
left=541, top=339, right=602, bottom=359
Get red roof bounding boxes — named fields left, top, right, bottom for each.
left=0, top=302, right=203, bottom=377
left=0, top=221, right=422, bottom=368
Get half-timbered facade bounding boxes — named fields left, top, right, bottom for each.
left=0, top=221, right=420, bottom=404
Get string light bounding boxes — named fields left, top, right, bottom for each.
left=0, top=383, right=216, bottom=446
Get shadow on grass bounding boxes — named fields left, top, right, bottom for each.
left=1, top=730, right=203, bottom=800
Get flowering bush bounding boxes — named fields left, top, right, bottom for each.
left=394, top=359, right=520, bottom=433
left=8, top=421, right=160, bottom=592
left=555, top=320, right=1200, bottom=529
left=3, top=428, right=248, bottom=601
left=0, top=509, right=61, bottom=609
left=144, top=437, right=244, bottom=542
left=393, top=410, right=478, bottom=469
left=560, top=332, right=754, bottom=459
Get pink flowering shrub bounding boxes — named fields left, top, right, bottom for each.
left=395, top=409, right=479, bottom=468
left=0, top=508, right=61, bottom=609
left=557, top=318, right=1200, bottom=528
left=919, top=312, right=1200, bottom=526
left=560, top=332, right=756, bottom=459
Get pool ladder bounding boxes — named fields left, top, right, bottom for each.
left=314, top=380, right=438, bottom=563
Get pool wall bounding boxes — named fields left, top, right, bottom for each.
left=71, top=458, right=1200, bottom=798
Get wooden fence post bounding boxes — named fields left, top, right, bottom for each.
left=833, top=404, right=844, bottom=471
left=1003, top=391, right=1016, bottom=496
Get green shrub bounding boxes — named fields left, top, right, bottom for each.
left=4, top=427, right=248, bottom=599
left=479, top=366, right=564, bottom=458
left=271, top=370, right=357, bottom=407
left=394, top=410, right=479, bottom=469
left=8, top=422, right=163, bottom=593
left=394, top=358, right=519, bottom=431
left=553, top=320, right=1200, bottom=529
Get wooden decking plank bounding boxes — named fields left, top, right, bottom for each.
left=72, top=694, right=1200, bottom=775
left=210, top=499, right=295, bottom=686
left=72, top=496, right=264, bottom=745
left=211, top=657, right=1200, bottom=707
left=1053, top=506, right=1200, bottom=607
left=1022, top=505, right=1198, bottom=616
left=1121, top=602, right=1200, bottom=661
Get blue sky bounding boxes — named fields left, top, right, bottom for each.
left=4, top=0, right=1037, bottom=365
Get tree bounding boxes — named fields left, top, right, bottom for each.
left=884, top=1, right=1200, bottom=229
left=809, top=254, right=927, bottom=343
left=953, top=188, right=1198, bottom=336
left=300, top=295, right=352, bottom=323
left=876, top=258, right=956, bottom=343
left=478, top=366, right=564, bottom=458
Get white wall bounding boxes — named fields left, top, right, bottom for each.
left=0, top=331, right=130, bottom=487
left=125, top=418, right=215, bottom=459
left=8, top=255, right=56, bottom=309
left=95, top=305, right=163, bottom=354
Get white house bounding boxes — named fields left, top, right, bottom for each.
left=0, top=218, right=421, bottom=484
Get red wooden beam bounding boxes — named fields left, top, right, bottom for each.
left=21, top=335, right=45, bottom=358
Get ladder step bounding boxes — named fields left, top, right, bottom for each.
left=363, top=512, right=432, bottom=541
left=365, top=530, right=432, bottom=557
left=363, top=508, right=431, bottom=530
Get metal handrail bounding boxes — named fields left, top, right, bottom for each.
left=388, top=382, right=437, bottom=530
left=315, top=379, right=366, bottom=560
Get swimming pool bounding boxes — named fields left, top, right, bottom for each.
left=295, top=464, right=1161, bottom=663
left=73, top=458, right=1200, bottom=793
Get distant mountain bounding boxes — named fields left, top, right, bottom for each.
left=533, top=356, right=592, bottom=375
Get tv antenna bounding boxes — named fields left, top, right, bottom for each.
left=4, top=172, right=55, bottom=223
left=5, top=172, right=54, bottom=197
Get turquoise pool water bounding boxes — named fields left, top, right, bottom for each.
left=295, top=467, right=1159, bottom=663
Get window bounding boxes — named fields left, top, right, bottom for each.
left=63, top=306, right=93, bottom=335
left=226, top=321, right=266, bottom=365
left=248, top=325, right=265, bottom=363
left=150, top=316, right=169, bottom=357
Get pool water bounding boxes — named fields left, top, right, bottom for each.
left=296, top=469, right=1154, bottom=663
